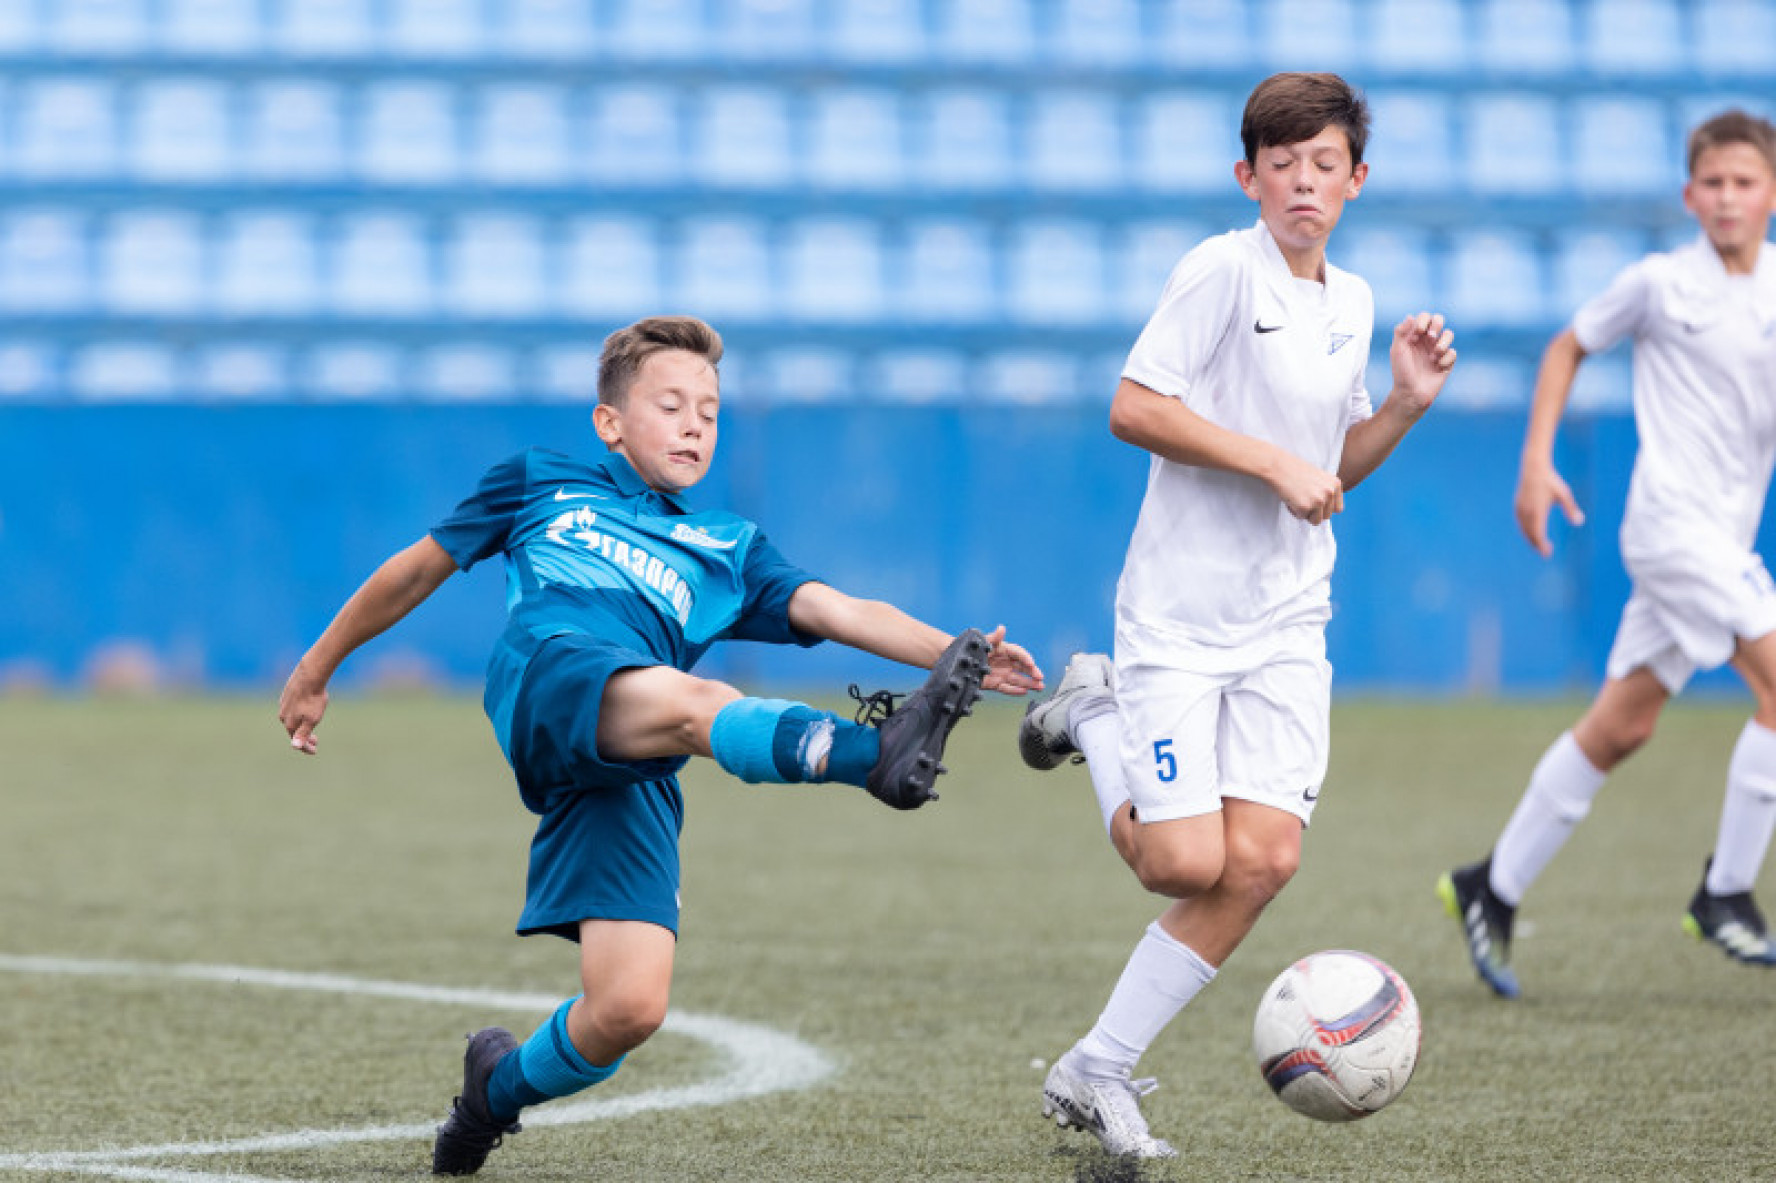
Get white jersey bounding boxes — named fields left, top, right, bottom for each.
left=1117, top=220, right=1375, bottom=648
left=1573, top=237, right=1776, bottom=559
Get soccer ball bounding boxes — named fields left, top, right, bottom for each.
left=1252, top=949, right=1421, bottom=1122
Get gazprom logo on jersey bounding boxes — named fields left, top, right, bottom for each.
left=545, top=507, right=693, bottom=624
left=671, top=522, right=739, bottom=550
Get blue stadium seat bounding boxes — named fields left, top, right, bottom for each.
left=1367, top=0, right=1468, bottom=71
left=70, top=342, right=181, bottom=401
left=242, top=81, right=344, bottom=180
left=559, top=216, right=662, bottom=318
left=872, top=349, right=968, bottom=403
left=534, top=344, right=602, bottom=402
left=1443, top=231, right=1546, bottom=327
left=0, top=210, right=90, bottom=312
left=898, top=220, right=996, bottom=322
left=1026, top=91, right=1122, bottom=192
left=918, top=89, right=1012, bottom=190
left=14, top=79, right=118, bottom=178
left=330, top=213, right=434, bottom=317
left=498, top=0, right=597, bottom=58
left=1338, top=228, right=1436, bottom=323
left=160, top=0, right=261, bottom=54
left=1008, top=221, right=1106, bottom=326
left=1679, top=93, right=1776, bottom=136
left=1153, top=0, right=1252, bottom=68
left=807, top=89, right=904, bottom=191
left=195, top=345, right=287, bottom=400
left=831, top=0, right=924, bottom=60
left=1582, top=0, right=1685, bottom=74
left=1257, top=0, right=1358, bottom=70
left=764, top=348, right=852, bottom=402
left=1552, top=228, right=1648, bottom=313
left=214, top=211, right=319, bottom=315
left=306, top=343, right=406, bottom=400
left=129, top=80, right=232, bottom=182
left=418, top=345, right=518, bottom=401
left=934, top=0, right=1036, bottom=63
left=471, top=85, right=573, bottom=185
left=606, top=0, right=707, bottom=58
left=1362, top=91, right=1455, bottom=194
left=359, top=83, right=460, bottom=183
left=715, top=0, right=817, bottom=59
left=0, top=0, right=36, bottom=51
left=268, top=0, right=376, bottom=57
left=443, top=214, right=548, bottom=319
left=1115, top=220, right=1205, bottom=322
left=1134, top=92, right=1240, bottom=194
left=1572, top=97, right=1675, bottom=196
left=44, top=0, right=148, bottom=54
left=676, top=217, right=773, bottom=318
left=1438, top=356, right=1531, bottom=410
left=1050, top=0, right=1143, bottom=66
left=1471, top=0, right=1574, bottom=72
left=1466, top=93, right=1563, bottom=195
left=0, top=343, right=61, bottom=400
left=1694, top=0, right=1776, bottom=75
left=99, top=211, right=206, bottom=315
left=386, top=0, right=483, bottom=57
left=981, top=351, right=1079, bottom=403
left=586, top=86, right=682, bottom=186
left=784, top=218, right=884, bottom=322
left=694, top=86, right=791, bottom=189
left=1569, top=354, right=1631, bottom=410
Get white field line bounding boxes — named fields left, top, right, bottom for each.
left=0, top=953, right=836, bottom=1180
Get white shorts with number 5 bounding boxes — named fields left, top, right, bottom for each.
left=1114, top=616, right=1331, bottom=827
left=1609, top=530, right=1776, bottom=694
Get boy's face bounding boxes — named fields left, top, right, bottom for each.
left=593, top=349, right=720, bottom=494
left=1684, top=142, right=1776, bottom=258
left=1234, top=125, right=1368, bottom=266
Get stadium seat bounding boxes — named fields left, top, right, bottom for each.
left=1466, top=93, right=1563, bottom=195
left=0, top=1, right=36, bottom=51
left=1153, top=0, right=1253, bottom=68
left=872, top=348, right=968, bottom=403
left=694, top=86, right=792, bottom=189
left=241, top=81, right=344, bottom=180
left=386, top=0, right=483, bottom=57
left=1337, top=228, right=1437, bottom=323
left=1115, top=220, right=1205, bottom=322
left=160, top=0, right=261, bottom=54
left=1693, top=0, right=1776, bottom=75
left=981, top=350, right=1079, bottom=403
left=559, top=216, right=662, bottom=318
left=764, top=347, right=852, bottom=402
left=1572, top=96, right=1676, bottom=196
left=330, top=213, right=434, bottom=317
left=43, top=0, right=148, bottom=54
left=214, top=211, right=320, bottom=315
left=498, top=0, right=597, bottom=58
left=831, top=0, right=924, bottom=60
left=471, top=85, right=573, bottom=185
left=1362, top=91, right=1455, bottom=194
left=898, top=220, right=996, bottom=322
left=1050, top=0, right=1143, bottom=66
left=69, top=342, right=181, bottom=401
left=934, top=0, right=1036, bottom=63
left=1366, top=0, right=1468, bottom=71
left=418, top=344, right=517, bottom=401
left=1008, top=221, right=1106, bottom=326
left=267, top=0, right=375, bottom=56
left=442, top=214, right=548, bottom=319
left=1438, top=355, right=1532, bottom=410
left=0, top=210, right=90, bottom=312
left=917, top=89, right=1012, bottom=190
left=1471, top=0, right=1574, bottom=72
left=1443, top=230, right=1546, bottom=327
left=13, top=79, right=118, bottom=178
left=1026, top=90, right=1123, bottom=192
left=533, top=344, right=602, bottom=402
left=606, top=0, right=707, bottom=58
left=305, top=343, right=406, bottom=400
left=807, top=88, right=904, bottom=191
left=1569, top=354, right=1631, bottom=410
left=195, top=345, right=287, bottom=400
left=1257, top=0, right=1358, bottom=70
left=0, top=343, right=61, bottom=400
left=1134, top=92, right=1240, bottom=193
left=715, top=0, right=817, bottom=59
left=676, top=217, right=773, bottom=318
left=129, top=79, right=233, bottom=182
left=585, top=86, right=683, bottom=185
left=784, top=218, right=885, bottom=322
left=99, top=211, right=206, bottom=314
left=359, top=82, right=460, bottom=184
left=1551, top=228, right=1648, bottom=313
left=1582, top=0, right=1685, bottom=74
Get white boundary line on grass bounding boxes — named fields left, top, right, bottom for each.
left=0, top=953, right=837, bottom=1181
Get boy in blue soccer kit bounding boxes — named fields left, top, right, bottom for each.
left=279, top=316, right=1042, bottom=1174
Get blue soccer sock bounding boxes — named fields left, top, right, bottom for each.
left=486, top=997, right=623, bottom=1122
left=709, top=697, right=879, bottom=786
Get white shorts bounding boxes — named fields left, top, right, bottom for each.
left=1608, top=536, right=1776, bottom=693
left=1113, top=616, right=1331, bottom=826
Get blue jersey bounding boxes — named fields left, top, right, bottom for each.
left=430, top=447, right=821, bottom=761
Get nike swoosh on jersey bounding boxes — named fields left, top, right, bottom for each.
left=554, top=487, right=606, bottom=501
left=1254, top=320, right=1284, bottom=334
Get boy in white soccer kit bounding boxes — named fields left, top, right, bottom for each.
left=1442, top=110, right=1776, bottom=998
left=1019, top=73, right=1457, bottom=1158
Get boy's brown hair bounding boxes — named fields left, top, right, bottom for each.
left=597, top=315, right=724, bottom=406
left=1687, top=109, right=1776, bottom=176
left=1240, top=72, right=1371, bottom=168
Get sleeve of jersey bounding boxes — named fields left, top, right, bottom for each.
left=728, top=533, right=824, bottom=647
left=1121, top=238, right=1237, bottom=403
left=1570, top=260, right=1651, bottom=355
left=428, top=451, right=530, bottom=572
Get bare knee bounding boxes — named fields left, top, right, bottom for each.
left=1579, top=711, right=1657, bottom=768
left=1133, top=843, right=1223, bottom=899
left=1219, top=839, right=1299, bottom=911
left=679, top=678, right=743, bottom=750
left=581, top=986, right=668, bottom=1058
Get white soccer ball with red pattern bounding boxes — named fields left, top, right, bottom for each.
left=1252, top=949, right=1421, bottom=1122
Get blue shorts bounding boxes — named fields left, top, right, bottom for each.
left=506, top=632, right=689, bottom=941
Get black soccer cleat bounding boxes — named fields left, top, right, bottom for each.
left=432, top=1027, right=522, bottom=1176
left=1683, top=859, right=1776, bottom=966
left=858, top=628, right=991, bottom=810
left=1437, top=857, right=1521, bottom=999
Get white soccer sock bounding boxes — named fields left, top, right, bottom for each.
left=1490, top=730, right=1607, bottom=906
left=1070, top=921, right=1216, bottom=1079
left=1706, top=720, right=1776, bottom=896
left=1073, top=709, right=1132, bottom=837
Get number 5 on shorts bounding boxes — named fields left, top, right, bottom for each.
left=1153, top=738, right=1177, bottom=783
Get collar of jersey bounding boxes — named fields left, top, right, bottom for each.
left=1249, top=218, right=1344, bottom=306
left=594, top=449, right=691, bottom=515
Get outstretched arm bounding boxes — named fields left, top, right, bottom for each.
left=1339, top=312, right=1458, bottom=491
left=1514, top=328, right=1589, bottom=557
left=786, top=582, right=1043, bottom=695
left=278, top=535, right=459, bottom=754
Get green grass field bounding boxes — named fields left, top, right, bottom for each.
left=4, top=694, right=1774, bottom=1182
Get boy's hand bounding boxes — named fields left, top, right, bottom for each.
left=979, top=624, right=1044, bottom=695
left=1268, top=448, right=1344, bottom=525
left=1515, top=458, right=1585, bottom=557
left=279, top=665, right=329, bottom=754
left=1388, top=311, right=1458, bottom=416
